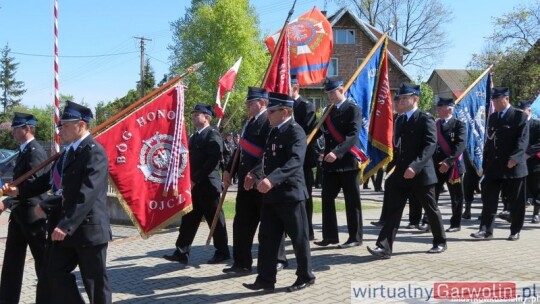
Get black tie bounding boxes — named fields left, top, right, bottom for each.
left=498, top=112, right=503, bottom=119
left=63, top=147, right=74, bottom=172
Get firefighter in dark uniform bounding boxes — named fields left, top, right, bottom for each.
left=291, top=75, right=318, bottom=240
left=243, top=92, right=315, bottom=293
left=163, top=104, right=230, bottom=265
left=433, top=98, right=467, bottom=232
left=471, top=87, right=529, bottom=241
left=313, top=76, right=363, bottom=249
left=222, top=87, right=287, bottom=275
left=517, top=101, right=540, bottom=223
left=367, top=83, right=447, bottom=259
left=0, top=113, right=47, bottom=304
left=3, top=101, right=112, bottom=304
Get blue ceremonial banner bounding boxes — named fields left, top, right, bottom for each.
left=345, top=41, right=384, bottom=165
left=532, top=93, right=540, bottom=119
left=454, top=72, right=491, bottom=176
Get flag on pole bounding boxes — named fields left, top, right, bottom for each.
left=344, top=36, right=386, bottom=176
left=265, top=6, right=333, bottom=86
left=95, top=85, right=192, bottom=238
left=264, top=26, right=290, bottom=94
left=215, top=57, right=242, bottom=118
left=362, top=43, right=393, bottom=181
left=454, top=70, right=492, bottom=176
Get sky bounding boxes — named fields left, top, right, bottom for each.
left=0, top=0, right=530, bottom=111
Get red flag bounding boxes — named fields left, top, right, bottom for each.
left=95, top=85, right=192, bottom=238
left=364, top=47, right=393, bottom=180
left=263, top=26, right=290, bottom=94
left=265, top=6, right=333, bottom=86
left=215, top=57, right=242, bottom=118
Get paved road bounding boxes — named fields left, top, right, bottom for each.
left=1, top=187, right=539, bottom=303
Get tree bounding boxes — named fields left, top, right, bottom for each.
left=0, top=44, right=26, bottom=114
left=168, top=0, right=269, bottom=133
left=488, top=0, right=540, bottom=51
left=418, top=82, right=434, bottom=112
left=136, top=58, right=156, bottom=97
left=468, top=1, right=540, bottom=103
left=339, top=0, right=452, bottom=70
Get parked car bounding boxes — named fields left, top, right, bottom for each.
left=0, top=149, right=18, bottom=185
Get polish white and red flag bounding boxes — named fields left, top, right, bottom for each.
left=214, top=57, right=242, bottom=118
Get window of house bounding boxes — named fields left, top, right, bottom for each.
left=328, top=58, right=338, bottom=76
left=334, top=29, right=356, bottom=44
left=307, top=97, right=323, bottom=111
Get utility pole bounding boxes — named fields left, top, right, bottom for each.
left=133, top=36, right=152, bottom=99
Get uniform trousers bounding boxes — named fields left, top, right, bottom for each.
left=0, top=218, right=47, bottom=304
left=256, top=200, right=315, bottom=284
left=46, top=242, right=111, bottom=304
left=232, top=189, right=286, bottom=269
left=479, top=177, right=526, bottom=234
left=176, top=187, right=229, bottom=257
left=375, top=174, right=446, bottom=252
left=321, top=170, right=362, bottom=243
left=435, top=177, right=464, bottom=228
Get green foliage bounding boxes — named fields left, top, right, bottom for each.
left=418, top=82, right=434, bottom=112
left=168, top=0, right=269, bottom=133
left=0, top=44, right=26, bottom=114
left=468, top=1, right=539, bottom=103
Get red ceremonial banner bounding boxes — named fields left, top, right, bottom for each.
left=263, top=26, right=290, bottom=94
left=265, top=6, right=333, bottom=86
left=95, top=86, right=192, bottom=238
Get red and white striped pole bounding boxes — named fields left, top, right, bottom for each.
left=53, top=0, right=60, bottom=153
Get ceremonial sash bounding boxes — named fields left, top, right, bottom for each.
left=239, top=138, right=264, bottom=158
left=436, top=120, right=462, bottom=184
left=324, top=114, right=367, bottom=162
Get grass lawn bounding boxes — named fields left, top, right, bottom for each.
left=221, top=198, right=379, bottom=219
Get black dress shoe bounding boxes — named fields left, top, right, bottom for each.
left=223, top=266, right=252, bottom=275
left=243, top=281, right=275, bottom=292
left=507, top=233, right=520, bottom=241
left=427, top=244, right=447, bottom=254
left=313, top=239, right=339, bottom=247
left=532, top=215, right=540, bottom=224
left=370, top=221, right=385, bottom=227
left=338, top=241, right=361, bottom=249
left=286, top=279, right=315, bottom=292
left=470, top=231, right=493, bottom=239
left=462, top=211, right=471, bottom=220
left=445, top=227, right=461, bottom=232
left=418, top=224, right=430, bottom=233
left=367, top=246, right=391, bottom=259
left=162, top=251, right=188, bottom=264
left=276, top=262, right=288, bottom=272
left=207, top=254, right=230, bottom=264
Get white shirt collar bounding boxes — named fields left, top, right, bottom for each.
left=276, top=117, right=292, bottom=129
left=19, top=138, right=34, bottom=152
left=70, top=132, right=90, bottom=151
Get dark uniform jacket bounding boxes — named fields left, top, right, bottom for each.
left=319, top=99, right=362, bottom=172
left=189, top=126, right=223, bottom=194
left=293, top=95, right=317, bottom=168
left=526, top=118, right=540, bottom=173
left=393, top=110, right=438, bottom=186
left=20, top=135, right=112, bottom=247
left=227, top=111, right=270, bottom=189
left=252, top=119, right=308, bottom=203
left=483, top=107, right=529, bottom=179
left=7, top=139, right=47, bottom=224
left=433, top=117, right=467, bottom=175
